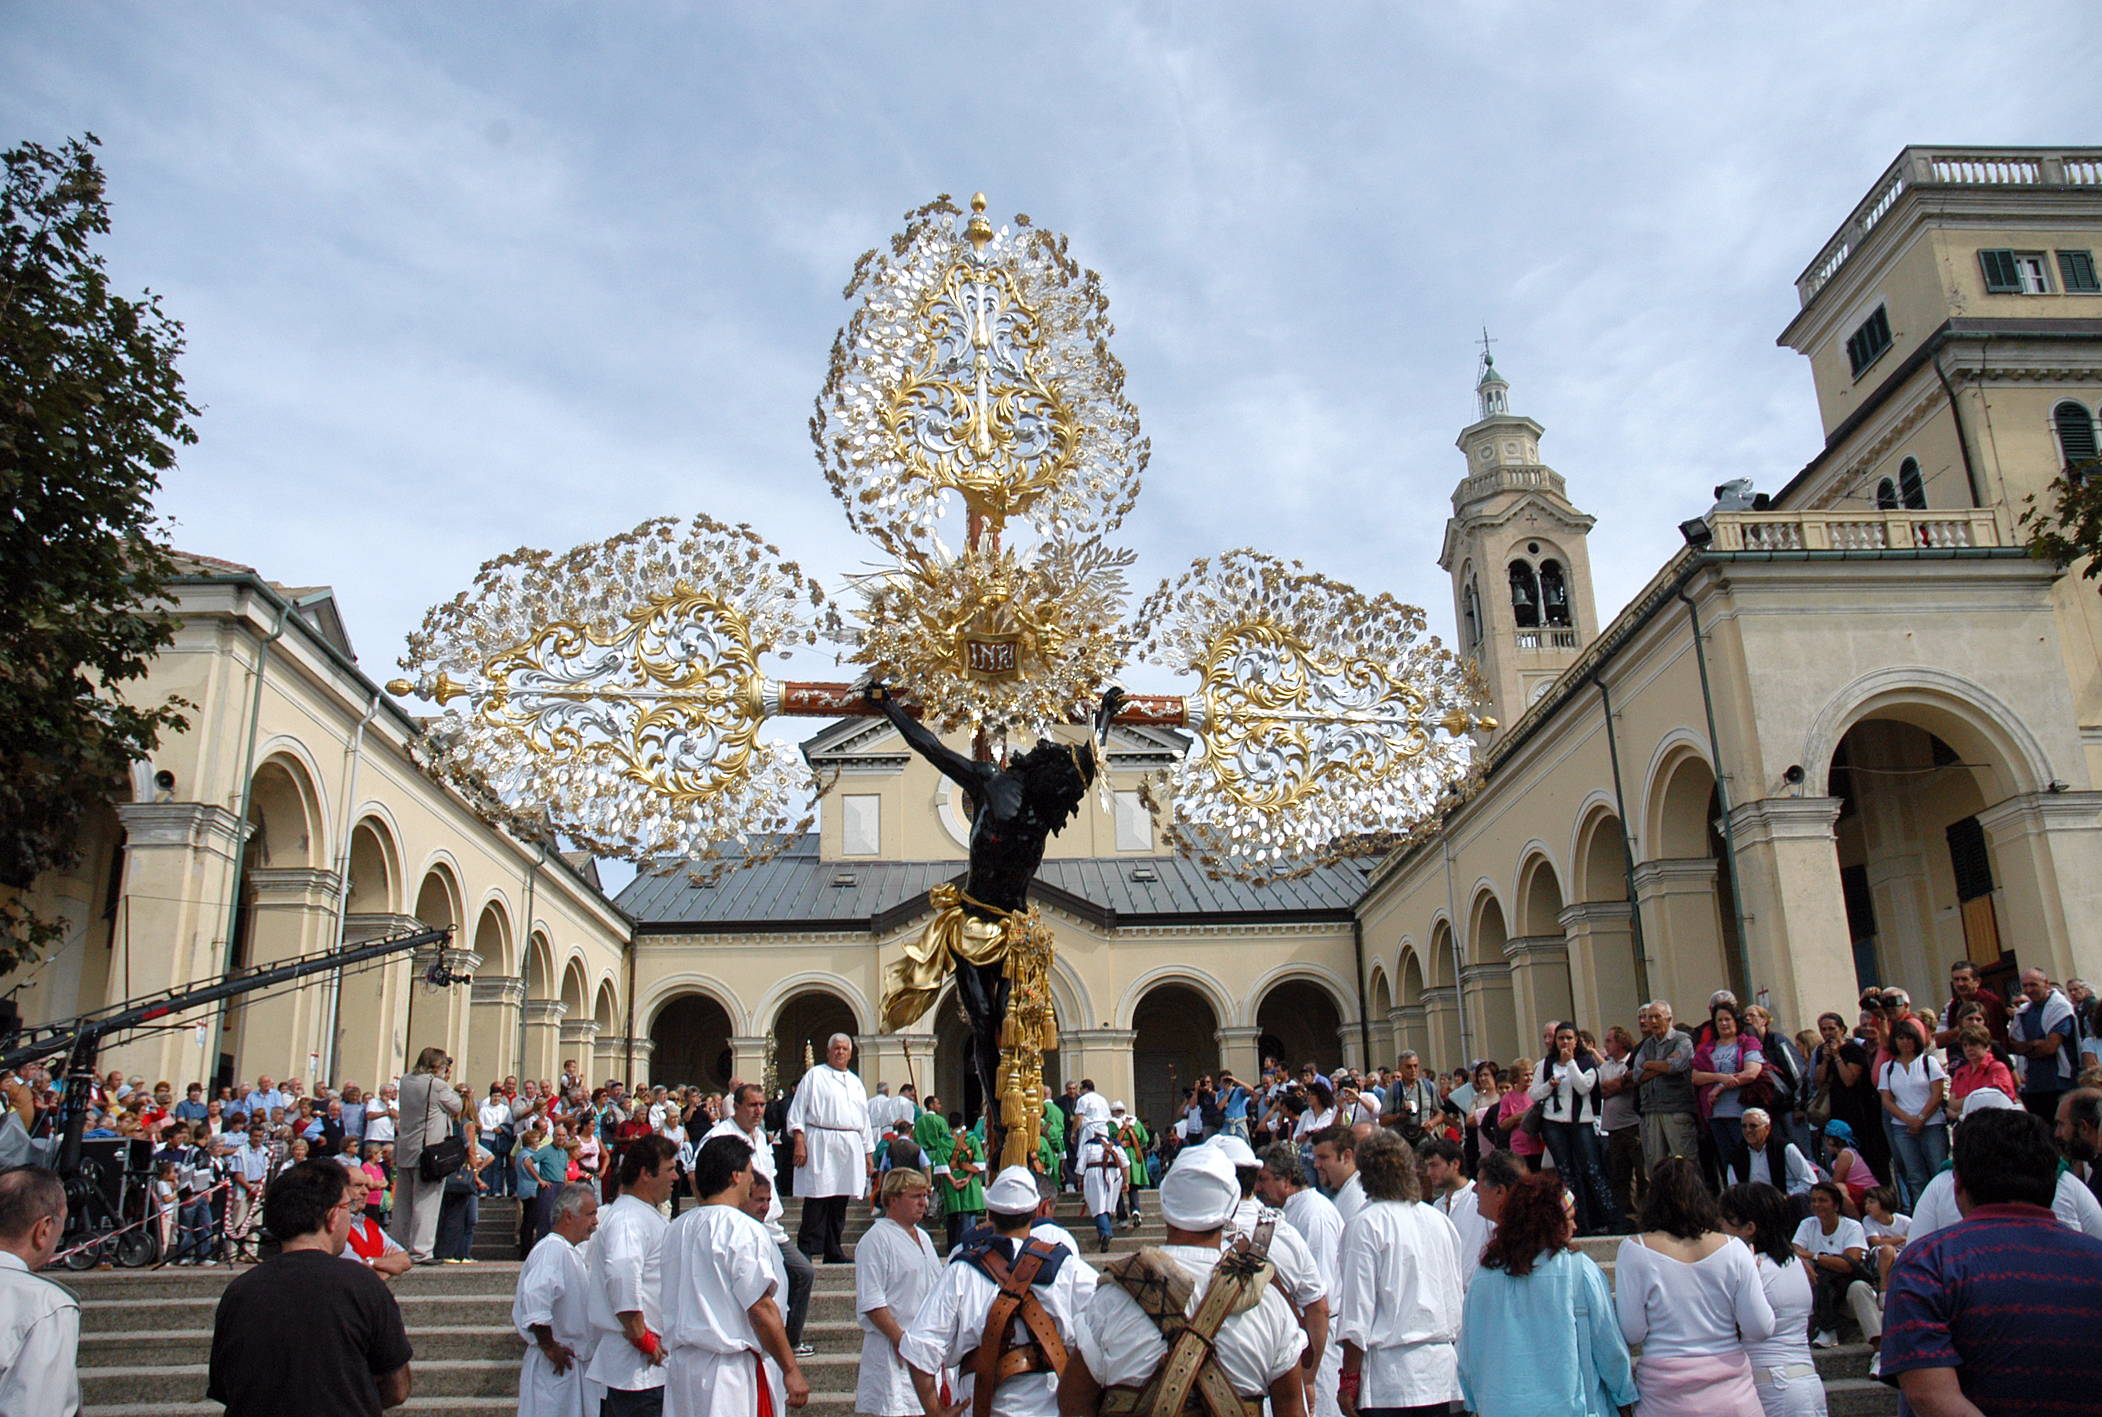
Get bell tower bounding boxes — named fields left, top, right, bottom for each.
left=1438, top=350, right=1600, bottom=732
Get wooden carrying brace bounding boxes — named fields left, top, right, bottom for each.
left=1099, top=1224, right=1277, bottom=1417
left=963, top=1239, right=1068, bottom=1417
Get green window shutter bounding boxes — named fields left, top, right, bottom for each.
left=1979, top=249, right=2022, bottom=292
left=2059, top=250, right=2100, bottom=293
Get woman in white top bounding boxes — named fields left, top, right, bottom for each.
left=1790, top=1181, right=1881, bottom=1352
left=1294, top=1081, right=1338, bottom=1145
left=1614, top=1158, right=1774, bottom=1417
left=1719, top=1182, right=1826, bottom=1417
left=853, top=1168, right=944, bottom=1416
left=1528, top=1022, right=1624, bottom=1234
left=364, top=1083, right=398, bottom=1145
left=1876, top=1019, right=1946, bottom=1208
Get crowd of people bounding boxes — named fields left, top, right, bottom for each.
left=3, top=961, right=2101, bottom=1414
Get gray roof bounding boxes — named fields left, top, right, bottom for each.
left=617, top=834, right=1370, bottom=934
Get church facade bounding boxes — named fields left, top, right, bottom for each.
left=10, top=145, right=2101, bottom=1137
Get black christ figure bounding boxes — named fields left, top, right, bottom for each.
left=870, top=682, right=1125, bottom=1132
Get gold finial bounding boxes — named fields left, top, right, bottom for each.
left=966, top=192, right=993, bottom=252
left=384, top=678, right=413, bottom=697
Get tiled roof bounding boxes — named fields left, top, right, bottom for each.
left=617, top=834, right=1370, bottom=933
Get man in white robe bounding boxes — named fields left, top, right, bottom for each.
left=706, top=1083, right=814, bottom=1358
left=1257, top=1141, right=1345, bottom=1417
left=788, top=1034, right=874, bottom=1264
left=1334, top=1131, right=1465, bottom=1415
left=1077, top=1127, right=1124, bottom=1253
left=1061, top=1142, right=1307, bottom=1416
left=899, top=1167, right=1094, bottom=1417
left=1072, top=1079, right=1112, bottom=1147
left=514, top=1182, right=602, bottom=1417
left=854, top=1168, right=945, bottom=1416
left=1214, top=1137, right=1329, bottom=1415
left=661, top=1134, right=809, bottom=1417
left=587, top=1136, right=677, bottom=1416
left=1313, top=1126, right=1365, bottom=1232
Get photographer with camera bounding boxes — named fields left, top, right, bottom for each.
left=389, top=1047, right=463, bottom=1266
left=1379, top=1051, right=1440, bottom=1145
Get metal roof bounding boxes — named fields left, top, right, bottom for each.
left=618, top=834, right=1371, bottom=933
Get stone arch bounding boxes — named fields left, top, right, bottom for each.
left=1801, top=667, right=2056, bottom=803
left=470, top=899, right=513, bottom=979
left=524, top=932, right=557, bottom=1002
left=593, top=978, right=620, bottom=1037
left=1397, top=947, right=1425, bottom=1005
left=755, top=973, right=873, bottom=1039
left=1115, top=966, right=1236, bottom=1035
left=649, top=992, right=735, bottom=1092
left=1252, top=972, right=1351, bottom=1074
left=559, top=955, right=590, bottom=1016
left=246, top=753, right=325, bottom=870
left=1646, top=742, right=1719, bottom=861
left=344, top=816, right=400, bottom=916
left=1423, top=919, right=1462, bottom=1067
left=412, top=864, right=462, bottom=932
left=1425, top=918, right=1457, bottom=988
left=773, top=987, right=863, bottom=1093
left=1572, top=805, right=1630, bottom=905
left=1367, top=965, right=1392, bottom=1019
left=1465, top=889, right=1519, bottom=1060
left=1516, top=851, right=1565, bottom=936
left=641, top=974, right=748, bottom=1035
left=1131, top=981, right=1220, bottom=1136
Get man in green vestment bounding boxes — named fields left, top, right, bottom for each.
left=1112, top=1101, right=1152, bottom=1227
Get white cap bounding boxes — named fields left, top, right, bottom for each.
left=1963, top=1087, right=2019, bottom=1117
left=985, top=1165, right=1041, bottom=1213
left=1111, top=1101, right=1127, bottom=1114
left=1210, top=1135, right=1260, bottom=1171
left=1160, top=1144, right=1240, bottom=1230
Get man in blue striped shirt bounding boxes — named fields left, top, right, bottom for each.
left=1881, top=1106, right=2102, bottom=1416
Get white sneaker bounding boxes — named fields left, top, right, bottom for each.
left=1868, top=1351, right=1883, bottom=1379
left=1812, top=1330, right=1839, bottom=1349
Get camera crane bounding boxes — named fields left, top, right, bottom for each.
left=1, top=924, right=459, bottom=1266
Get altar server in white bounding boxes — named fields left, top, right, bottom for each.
left=1077, top=1125, right=1125, bottom=1253
left=661, top=1135, right=809, bottom=1416
left=788, top=1034, right=874, bottom=1264
left=853, top=1168, right=945, bottom=1415
left=586, top=1136, right=677, bottom=1413
left=514, top=1182, right=602, bottom=1417
left=1255, top=1141, right=1346, bottom=1417
left=1334, top=1131, right=1465, bottom=1415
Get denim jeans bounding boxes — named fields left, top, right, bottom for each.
left=1709, top=1115, right=1750, bottom=1188
left=1541, top=1119, right=1623, bottom=1232
left=485, top=1129, right=513, bottom=1196
left=1887, top=1119, right=1949, bottom=1208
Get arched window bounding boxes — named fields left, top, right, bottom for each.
left=1508, top=560, right=1541, bottom=629
left=1539, top=559, right=1571, bottom=627
left=1898, top=457, right=1926, bottom=510
left=1875, top=478, right=1899, bottom=510
left=2056, top=400, right=2099, bottom=481
left=1462, top=575, right=1482, bottom=650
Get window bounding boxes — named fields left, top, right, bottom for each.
left=1538, top=559, right=1571, bottom=627
left=1844, top=305, right=1892, bottom=376
left=1875, top=478, right=1899, bottom=510
left=842, top=794, right=880, bottom=856
left=2060, top=250, right=2101, bottom=293
left=1980, top=248, right=2053, bottom=294
left=1461, top=574, right=1482, bottom=650
left=1114, top=791, right=1153, bottom=852
left=2057, top=400, right=2100, bottom=481
left=1897, top=457, right=1926, bottom=510
left=1508, top=560, right=1541, bottom=629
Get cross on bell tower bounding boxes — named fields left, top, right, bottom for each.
left=1438, top=346, right=1598, bottom=731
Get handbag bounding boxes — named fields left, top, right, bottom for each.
left=1519, top=1099, right=1547, bottom=1138
left=415, top=1077, right=468, bottom=1184
left=1807, top=1075, right=1833, bottom=1129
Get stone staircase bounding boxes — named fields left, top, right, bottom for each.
left=73, top=1192, right=1896, bottom=1415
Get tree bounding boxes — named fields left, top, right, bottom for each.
left=2024, top=466, right=2102, bottom=596
left=1, top=134, right=195, bottom=973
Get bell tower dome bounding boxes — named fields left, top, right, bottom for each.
left=1438, top=350, right=1600, bottom=732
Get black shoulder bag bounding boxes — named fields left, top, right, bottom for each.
left=416, top=1076, right=468, bottom=1183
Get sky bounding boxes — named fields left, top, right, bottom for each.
left=8, top=4, right=2101, bottom=702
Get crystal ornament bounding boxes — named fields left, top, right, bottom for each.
left=1136, top=550, right=1493, bottom=882
left=395, top=514, right=823, bottom=879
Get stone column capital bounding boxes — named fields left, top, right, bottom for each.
left=1460, top=962, right=1513, bottom=988
left=1062, top=1029, right=1138, bottom=1048
left=1629, top=857, right=1718, bottom=894
left=1214, top=1027, right=1265, bottom=1044
left=1420, top=987, right=1457, bottom=1011
left=343, top=912, right=424, bottom=943
left=114, top=801, right=251, bottom=857
left=523, top=1000, right=569, bottom=1026
left=244, top=867, right=343, bottom=907
left=1728, top=796, right=1843, bottom=848
left=1502, top=934, right=1570, bottom=964
left=1558, top=900, right=1632, bottom=930
left=1977, top=789, right=2102, bottom=840
left=1393, top=1004, right=1426, bottom=1024
left=471, top=976, right=527, bottom=1007
left=559, top=1020, right=602, bottom=1046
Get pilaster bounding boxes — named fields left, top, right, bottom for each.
left=1630, top=858, right=1729, bottom=1013
left=729, top=1036, right=775, bottom=1094
left=1391, top=1006, right=1426, bottom=1061
left=1214, top=1026, right=1263, bottom=1087
left=521, top=1000, right=569, bottom=1083
left=467, top=976, right=527, bottom=1090
left=860, top=1032, right=938, bottom=1102
left=1459, top=962, right=1518, bottom=1061
left=234, top=867, right=344, bottom=1084
left=331, top=912, right=423, bottom=1092
left=1501, top=934, right=1574, bottom=1048
left=1728, top=796, right=1853, bottom=1035
left=1976, top=790, right=2102, bottom=983
left=1558, top=901, right=1641, bottom=1041
left=1061, top=1030, right=1138, bottom=1118
left=1419, top=988, right=1462, bottom=1071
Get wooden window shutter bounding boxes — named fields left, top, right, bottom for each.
left=1946, top=815, right=1994, bottom=902
left=1979, top=249, right=2022, bottom=293
left=2057, top=250, right=2100, bottom=293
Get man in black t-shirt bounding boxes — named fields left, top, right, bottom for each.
left=208, top=1160, right=413, bottom=1416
